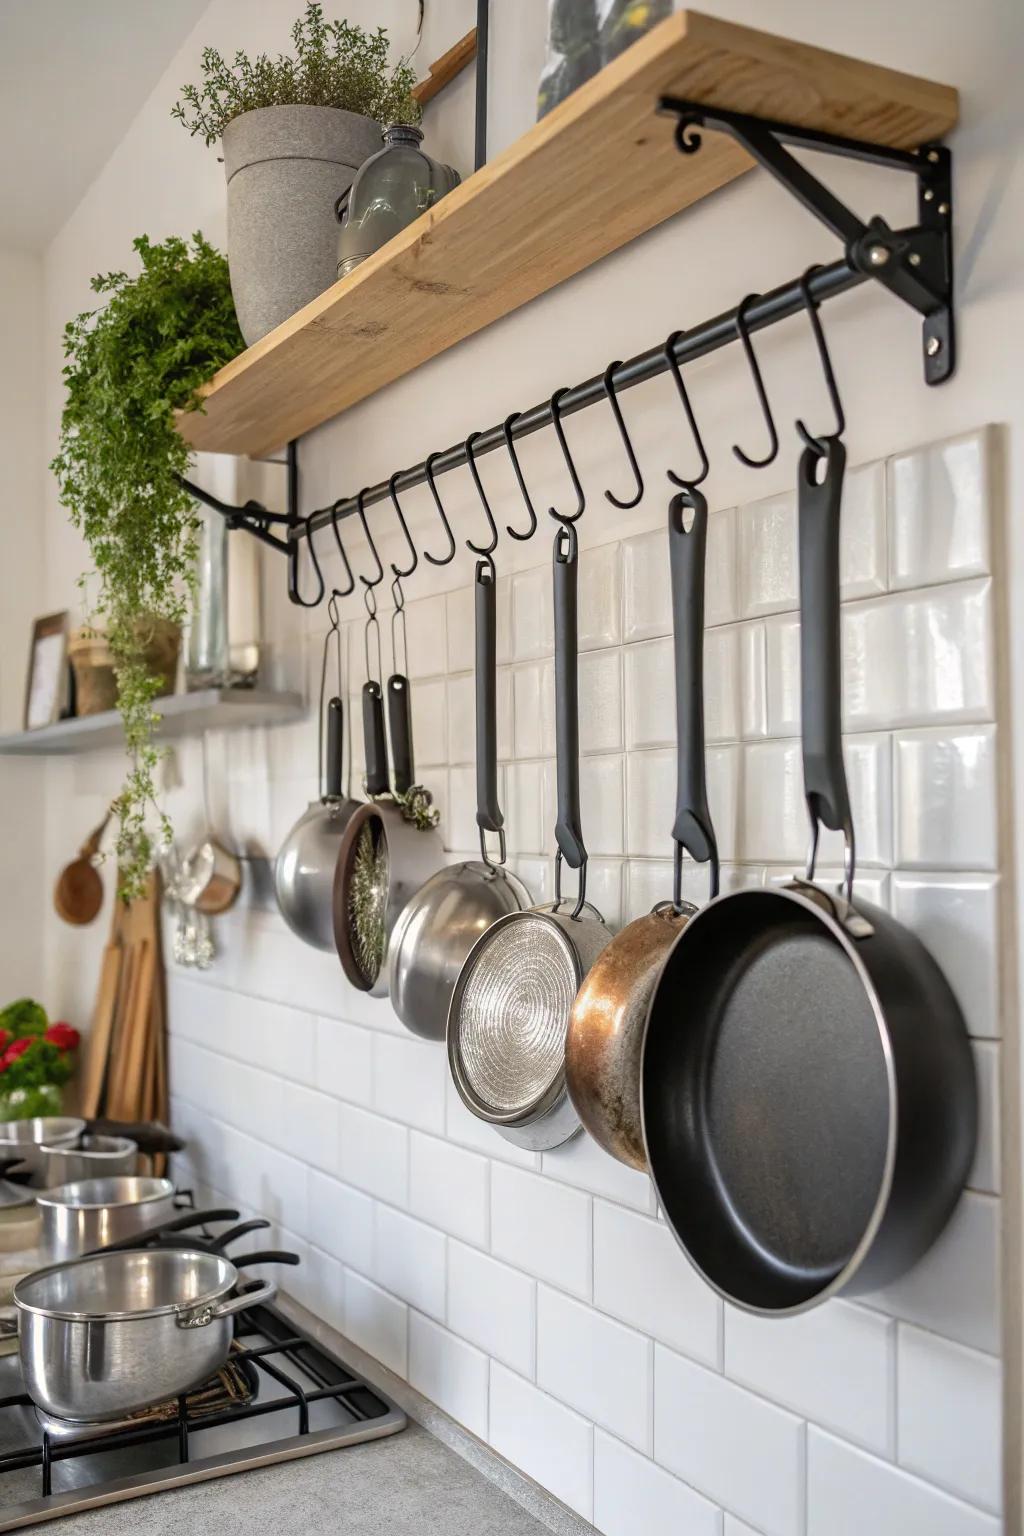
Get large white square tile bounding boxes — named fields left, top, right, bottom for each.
left=840, top=460, right=888, bottom=598
left=537, top=1286, right=651, bottom=1450
left=373, top=1204, right=446, bottom=1320
left=410, top=676, right=448, bottom=768
left=408, top=1131, right=489, bottom=1246
left=625, top=749, right=674, bottom=858
left=889, top=874, right=1000, bottom=1039
left=705, top=624, right=741, bottom=744
left=511, top=563, right=554, bottom=661
left=623, top=528, right=672, bottom=642
left=888, top=429, right=991, bottom=591
left=513, top=661, right=555, bottom=759
left=624, top=637, right=673, bottom=751
left=654, top=1345, right=804, bottom=1536
left=579, top=648, right=623, bottom=753
left=740, top=620, right=768, bottom=738
left=893, top=727, right=998, bottom=871
left=409, top=1313, right=489, bottom=1439
left=594, top=1202, right=721, bottom=1368
left=625, top=858, right=675, bottom=920
left=595, top=1431, right=721, bottom=1536
left=448, top=1241, right=536, bottom=1378
left=808, top=1428, right=999, bottom=1536
left=898, top=1325, right=1001, bottom=1512
left=764, top=613, right=800, bottom=738
left=738, top=490, right=797, bottom=618
left=491, top=1163, right=592, bottom=1300
left=344, top=1268, right=408, bottom=1376
left=707, top=505, right=739, bottom=626
left=740, top=739, right=805, bottom=864
left=506, top=760, right=546, bottom=856
left=579, top=541, right=622, bottom=650
left=404, top=593, right=448, bottom=680
left=579, top=753, right=625, bottom=857
left=445, top=763, right=481, bottom=852
left=725, top=1299, right=893, bottom=1455
left=446, top=673, right=475, bottom=765
left=543, top=1129, right=653, bottom=1213
left=489, top=1365, right=594, bottom=1521
left=585, top=858, right=624, bottom=927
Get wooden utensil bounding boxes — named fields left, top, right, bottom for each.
left=54, top=811, right=110, bottom=926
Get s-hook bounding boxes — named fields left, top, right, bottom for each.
left=356, top=487, right=385, bottom=592
left=465, top=430, right=499, bottom=556
left=288, top=513, right=326, bottom=608
left=664, top=332, right=709, bottom=489
left=796, top=264, right=846, bottom=453
left=391, top=572, right=409, bottom=683
left=388, top=473, right=419, bottom=579
left=732, top=294, right=779, bottom=469
left=603, top=362, right=644, bottom=509
left=423, top=452, right=457, bottom=566
left=548, top=387, right=586, bottom=523
left=328, top=501, right=355, bottom=600
left=502, top=413, right=538, bottom=541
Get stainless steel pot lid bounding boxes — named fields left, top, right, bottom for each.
left=36, top=1176, right=173, bottom=1211
left=14, top=1247, right=235, bottom=1321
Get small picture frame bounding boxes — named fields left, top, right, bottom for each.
left=24, top=612, right=71, bottom=731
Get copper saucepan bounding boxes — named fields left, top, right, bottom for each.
left=566, top=489, right=718, bottom=1169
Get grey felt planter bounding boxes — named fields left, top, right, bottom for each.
left=222, top=104, right=383, bottom=346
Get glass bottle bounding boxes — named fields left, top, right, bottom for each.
left=336, top=125, right=460, bottom=279
left=186, top=505, right=229, bottom=690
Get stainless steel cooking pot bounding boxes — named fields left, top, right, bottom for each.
left=35, top=1176, right=178, bottom=1263
left=0, top=1118, right=84, bottom=1178
left=15, top=1247, right=277, bottom=1421
left=36, top=1135, right=137, bottom=1189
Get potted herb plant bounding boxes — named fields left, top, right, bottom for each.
left=173, top=2, right=420, bottom=344
left=51, top=233, right=244, bottom=900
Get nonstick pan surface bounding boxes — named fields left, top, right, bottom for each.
left=641, top=436, right=976, bottom=1314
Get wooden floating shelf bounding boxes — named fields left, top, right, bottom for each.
left=0, top=689, right=304, bottom=757
left=178, top=9, right=957, bottom=460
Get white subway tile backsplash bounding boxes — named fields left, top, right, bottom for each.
left=448, top=1242, right=536, bottom=1378
left=579, top=541, right=622, bottom=650
left=444, top=1070, right=540, bottom=1170
left=894, top=727, right=998, bottom=871
left=339, top=1104, right=408, bottom=1207
left=725, top=1300, right=893, bottom=1455
left=740, top=620, right=768, bottom=738
left=594, top=1431, right=722, bottom=1536
left=654, top=1345, right=804, bottom=1536
left=489, top=1365, right=594, bottom=1521
left=724, top=1519, right=765, bottom=1536
left=411, top=676, right=448, bottom=767
left=409, top=1132, right=489, bottom=1246
left=840, top=460, right=888, bottom=599
left=372, top=1030, right=448, bottom=1135
left=579, top=754, right=625, bottom=856
left=808, top=1428, right=999, bottom=1536
left=406, top=593, right=449, bottom=680
left=344, top=1268, right=408, bottom=1377
left=491, top=1164, right=592, bottom=1300
left=579, top=649, right=623, bottom=753
left=738, top=490, right=797, bottom=618
left=506, top=760, right=545, bottom=855
left=594, top=1202, right=721, bottom=1368
left=512, top=661, right=555, bottom=758
left=624, top=636, right=672, bottom=750
left=308, top=1171, right=374, bottom=1274
left=889, top=873, right=1000, bottom=1039
left=373, top=1205, right=446, bottom=1320
left=764, top=613, right=800, bottom=738
left=511, top=564, right=554, bottom=661
left=537, top=1286, right=651, bottom=1450
left=585, top=858, right=624, bottom=928
left=623, top=528, right=672, bottom=642
left=897, top=1325, right=1001, bottom=1512
left=446, top=584, right=475, bottom=673
left=409, top=1313, right=489, bottom=1439
left=707, top=506, right=739, bottom=626
left=543, top=1132, right=652, bottom=1213
left=705, top=624, right=741, bottom=743
left=315, top=1017, right=372, bottom=1106
left=888, top=430, right=990, bottom=592
left=446, top=673, right=475, bottom=764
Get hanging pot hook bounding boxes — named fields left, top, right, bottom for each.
left=795, top=265, right=846, bottom=454
left=387, top=472, right=419, bottom=579
left=547, top=387, right=586, bottom=524
left=356, top=488, right=385, bottom=591
left=391, top=572, right=409, bottom=680
left=502, top=413, right=538, bottom=541
left=731, top=294, right=780, bottom=469
left=423, top=451, right=457, bottom=567
left=327, top=500, right=355, bottom=598
left=287, top=513, right=326, bottom=608
left=465, top=430, right=499, bottom=556
left=603, top=361, right=644, bottom=509
left=664, top=332, right=709, bottom=489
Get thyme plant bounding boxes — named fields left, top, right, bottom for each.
left=51, top=233, right=244, bottom=900
left=172, top=3, right=420, bottom=146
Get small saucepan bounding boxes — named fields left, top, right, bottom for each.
left=0, top=1118, right=84, bottom=1180
left=566, top=488, right=717, bottom=1169
left=35, top=1134, right=137, bottom=1189
left=448, top=522, right=614, bottom=1151
left=35, top=1175, right=184, bottom=1263
left=387, top=556, right=529, bottom=1038
left=276, top=694, right=360, bottom=950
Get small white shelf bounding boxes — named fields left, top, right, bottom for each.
left=0, top=689, right=305, bottom=756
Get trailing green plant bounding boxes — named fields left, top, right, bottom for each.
left=172, top=2, right=421, bottom=146
left=51, top=233, right=244, bottom=901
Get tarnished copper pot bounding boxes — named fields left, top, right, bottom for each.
left=565, top=903, right=694, bottom=1170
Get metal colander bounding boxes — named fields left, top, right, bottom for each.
left=452, top=914, right=580, bottom=1115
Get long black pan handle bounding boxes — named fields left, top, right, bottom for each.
left=797, top=434, right=854, bottom=885
left=362, top=681, right=389, bottom=797
left=387, top=673, right=414, bottom=796
left=87, top=1207, right=240, bottom=1255
left=669, top=491, right=719, bottom=896
left=85, top=1120, right=186, bottom=1155
left=553, top=523, right=586, bottom=871
left=214, top=1219, right=271, bottom=1250
left=227, top=1249, right=301, bottom=1268
left=475, top=559, right=504, bottom=840
left=325, top=696, right=343, bottom=799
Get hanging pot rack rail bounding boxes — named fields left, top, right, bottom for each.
left=179, top=95, right=956, bottom=611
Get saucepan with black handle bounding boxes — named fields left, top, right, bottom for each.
left=641, top=433, right=977, bottom=1314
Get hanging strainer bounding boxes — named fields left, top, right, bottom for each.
left=448, top=521, right=614, bottom=1150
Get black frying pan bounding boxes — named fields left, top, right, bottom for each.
left=641, top=435, right=977, bottom=1314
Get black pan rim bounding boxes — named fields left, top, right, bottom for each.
left=640, top=880, right=900, bottom=1316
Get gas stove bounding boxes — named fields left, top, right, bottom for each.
left=0, top=1303, right=406, bottom=1530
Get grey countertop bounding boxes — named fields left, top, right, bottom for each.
left=27, top=1420, right=555, bottom=1536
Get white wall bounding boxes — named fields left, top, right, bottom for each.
left=0, top=248, right=46, bottom=997
left=25, top=0, right=1024, bottom=1532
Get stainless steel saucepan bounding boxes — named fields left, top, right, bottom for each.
left=35, top=1176, right=181, bottom=1263
left=15, top=1247, right=281, bottom=1421
left=36, top=1134, right=137, bottom=1189
left=0, top=1118, right=84, bottom=1178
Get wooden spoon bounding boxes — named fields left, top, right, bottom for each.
left=54, top=811, right=110, bottom=926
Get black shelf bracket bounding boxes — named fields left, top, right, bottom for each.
left=658, top=98, right=954, bottom=384
left=178, top=439, right=299, bottom=556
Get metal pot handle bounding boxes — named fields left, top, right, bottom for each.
left=176, top=1276, right=277, bottom=1330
